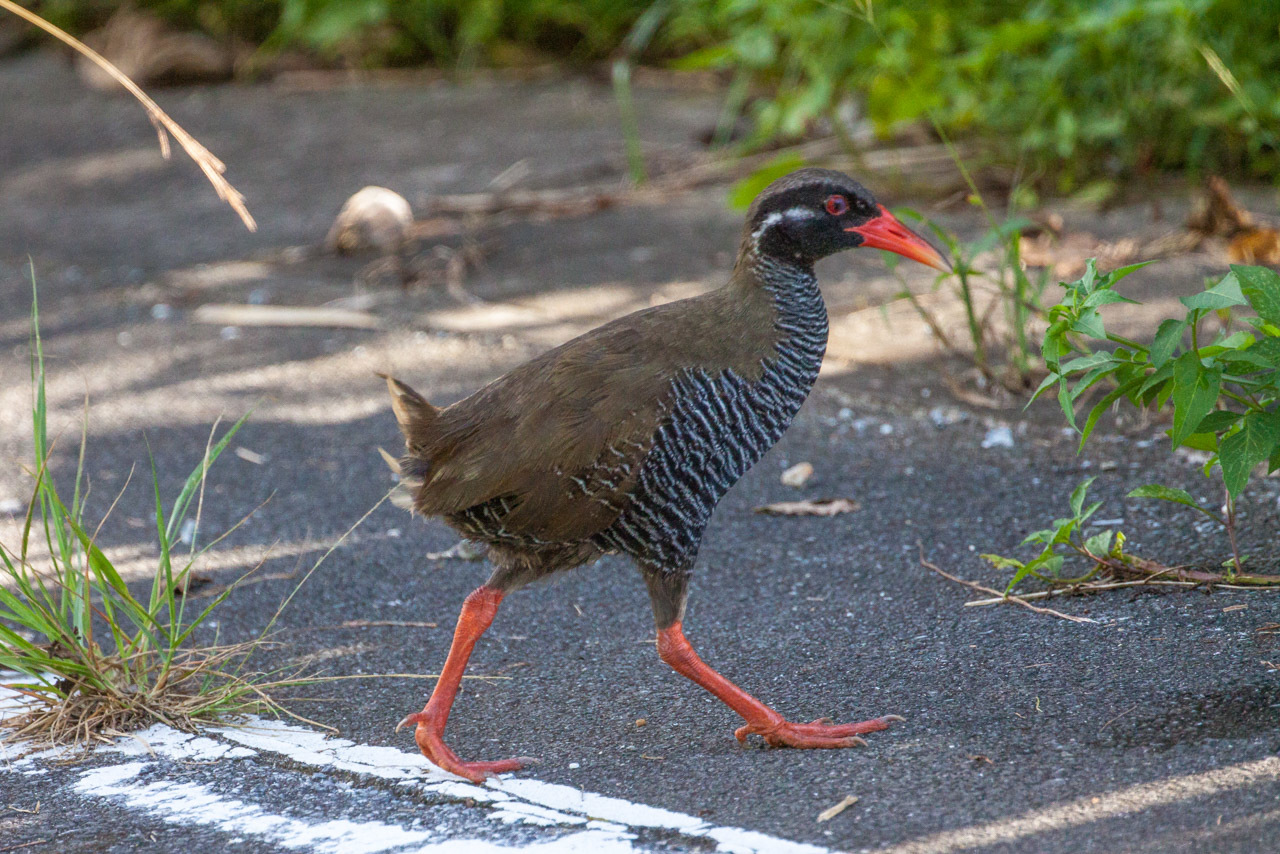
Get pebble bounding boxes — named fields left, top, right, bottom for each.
left=981, top=425, right=1015, bottom=449
left=150, top=303, right=172, bottom=320
left=220, top=326, right=241, bottom=341
left=0, top=498, right=24, bottom=516
left=780, top=462, right=814, bottom=488
left=178, top=518, right=198, bottom=545
left=929, top=406, right=966, bottom=428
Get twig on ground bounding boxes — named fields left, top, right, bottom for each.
left=1099, top=704, right=1138, bottom=730
left=0, top=0, right=255, bottom=231
left=817, top=795, right=859, bottom=822
left=918, top=543, right=1096, bottom=624
left=339, top=620, right=438, bottom=629
left=421, top=139, right=969, bottom=221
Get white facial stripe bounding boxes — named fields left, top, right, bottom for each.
left=751, top=205, right=820, bottom=241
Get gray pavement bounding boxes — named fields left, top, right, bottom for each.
left=1, top=50, right=1279, bottom=854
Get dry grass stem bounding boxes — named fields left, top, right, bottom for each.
left=0, top=0, right=256, bottom=231
left=918, top=544, right=1096, bottom=624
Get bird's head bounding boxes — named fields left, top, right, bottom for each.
left=745, top=168, right=948, bottom=271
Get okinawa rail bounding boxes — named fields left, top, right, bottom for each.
left=381, top=168, right=949, bottom=782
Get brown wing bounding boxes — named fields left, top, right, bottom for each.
left=394, top=315, right=676, bottom=543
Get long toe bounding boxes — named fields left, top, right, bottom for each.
left=787, top=715, right=902, bottom=737
left=736, top=714, right=902, bottom=749
left=406, top=717, right=535, bottom=783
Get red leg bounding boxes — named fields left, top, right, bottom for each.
left=656, top=621, right=902, bottom=748
left=397, top=586, right=534, bottom=782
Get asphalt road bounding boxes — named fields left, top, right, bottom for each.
left=1, top=51, right=1279, bottom=853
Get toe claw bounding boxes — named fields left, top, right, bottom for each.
left=396, top=712, right=427, bottom=732
left=881, top=714, right=906, bottom=723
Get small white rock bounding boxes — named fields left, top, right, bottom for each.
left=568, top=762, right=580, bottom=769
left=981, top=425, right=1015, bottom=449
left=325, top=186, right=413, bottom=255
left=780, top=462, right=815, bottom=488
left=0, top=498, right=24, bottom=516
left=878, top=423, right=895, bottom=436
left=220, top=326, right=240, bottom=341
left=178, top=518, right=198, bottom=545
left=150, top=303, right=172, bottom=320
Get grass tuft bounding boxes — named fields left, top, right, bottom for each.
left=0, top=271, right=301, bottom=747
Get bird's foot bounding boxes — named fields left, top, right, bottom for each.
left=397, top=711, right=536, bottom=783
left=735, top=714, right=904, bottom=749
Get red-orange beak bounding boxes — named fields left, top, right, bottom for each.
left=845, top=205, right=950, bottom=272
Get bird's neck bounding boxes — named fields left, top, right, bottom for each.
left=735, top=249, right=829, bottom=366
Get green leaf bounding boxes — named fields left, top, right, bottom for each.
left=1218, top=409, right=1280, bottom=497
left=1082, top=530, right=1113, bottom=556
left=1233, top=264, right=1280, bottom=325
left=1083, top=289, right=1135, bottom=308
left=1127, top=484, right=1200, bottom=509
left=1107, top=261, right=1153, bottom=284
left=1194, top=409, right=1244, bottom=434
left=981, top=554, right=1024, bottom=571
left=1058, top=351, right=1118, bottom=375
left=1150, top=318, right=1186, bottom=368
left=1080, top=377, right=1142, bottom=448
left=1180, top=271, right=1247, bottom=310
left=1170, top=352, right=1222, bottom=448
left=1241, top=336, right=1280, bottom=368
left=1068, top=477, right=1096, bottom=517
left=1071, top=307, right=1105, bottom=339
left=1028, top=371, right=1062, bottom=405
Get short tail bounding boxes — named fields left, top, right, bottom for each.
left=377, top=372, right=439, bottom=510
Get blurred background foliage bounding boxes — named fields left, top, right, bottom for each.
left=26, top=0, right=1280, bottom=187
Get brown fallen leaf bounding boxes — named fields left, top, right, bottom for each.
left=968, top=754, right=995, bottom=765
left=1228, top=228, right=1280, bottom=265
left=817, top=795, right=859, bottom=823
left=754, top=498, right=861, bottom=517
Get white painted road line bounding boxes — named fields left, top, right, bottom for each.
left=2, top=684, right=828, bottom=853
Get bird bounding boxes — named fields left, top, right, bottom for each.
left=380, top=168, right=948, bottom=782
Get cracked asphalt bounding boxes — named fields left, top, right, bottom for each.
left=1, top=49, right=1279, bottom=853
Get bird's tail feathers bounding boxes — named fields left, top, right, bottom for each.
left=378, top=373, right=439, bottom=511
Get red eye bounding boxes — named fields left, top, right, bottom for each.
left=824, top=195, right=848, bottom=216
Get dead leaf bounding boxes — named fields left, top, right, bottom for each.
left=1020, top=231, right=1142, bottom=279
left=780, top=461, right=814, bottom=488
left=817, top=795, right=859, bottom=822
left=754, top=498, right=861, bottom=517
left=1188, top=176, right=1256, bottom=236
left=1263, top=660, right=1277, bottom=672
left=1228, top=228, right=1280, bottom=265
left=967, top=754, right=994, bottom=765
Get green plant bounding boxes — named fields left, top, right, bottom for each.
left=1035, top=261, right=1280, bottom=576
left=981, top=476, right=1280, bottom=597
left=982, top=477, right=1130, bottom=590
left=894, top=207, right=1050, bottom=390
left=0, top=278, right=290, bottom=744
left=671, top=0, right=1280, bottom=187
